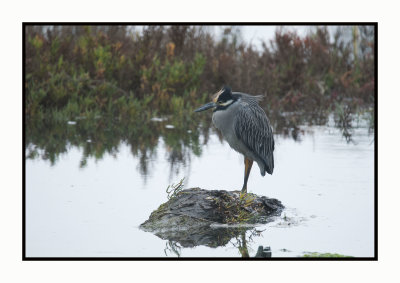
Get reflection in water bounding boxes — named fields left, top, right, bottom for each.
left=164, top=241, right=182, bottom=257
left=25, top=111, right=352, bottom=179
left=25, top=112, right=374, bottom=257
left=25, top=111, right=210, bottom=179
left=161, top=226, right=269, bottom=258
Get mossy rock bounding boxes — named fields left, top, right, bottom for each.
left=140, top=187, right=284, bottom=232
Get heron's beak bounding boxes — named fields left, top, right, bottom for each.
left=194, top=102, right=217, bottom=112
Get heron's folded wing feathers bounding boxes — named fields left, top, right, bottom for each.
left=234, top=103, right=274, bottom=174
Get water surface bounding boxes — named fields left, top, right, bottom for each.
left=26, top=119, right=374, bottom=257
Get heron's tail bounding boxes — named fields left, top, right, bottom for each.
left=265, top=154, right=274, bottom=175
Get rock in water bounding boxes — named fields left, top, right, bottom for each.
left=140, top=187, right=284, bottom=232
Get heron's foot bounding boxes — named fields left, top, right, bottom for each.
left=241, top=187, right=247, bottom=194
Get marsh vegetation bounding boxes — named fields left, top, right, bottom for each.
left=25, top=25, right=374, bottom=171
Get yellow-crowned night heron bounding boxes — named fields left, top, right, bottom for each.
left=195, top=86, right=274, bottom=193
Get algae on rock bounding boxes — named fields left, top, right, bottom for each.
left=140, top=187, right=284, bottom=232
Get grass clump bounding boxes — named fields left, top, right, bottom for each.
left=213, top=192, right=260, bottom=224
left=166, top=178, right=185, bottom=200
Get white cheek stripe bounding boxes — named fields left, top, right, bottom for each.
left=221, top=99, right=233, bottom=106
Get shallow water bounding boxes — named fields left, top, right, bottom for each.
left=26, top=122, right=374, bottom=257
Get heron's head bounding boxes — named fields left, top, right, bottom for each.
left=194, top=86, right=236, bottom=112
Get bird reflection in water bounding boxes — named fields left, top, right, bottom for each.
left=162, top=228, right=271, bottom=258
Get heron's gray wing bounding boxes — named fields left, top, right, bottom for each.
left=234, top=103, right=274, bottom=174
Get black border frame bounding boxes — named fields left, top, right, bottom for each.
left=22, top=22, right=378, bottom=261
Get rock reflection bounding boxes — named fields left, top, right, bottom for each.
left=161, top=226, right=269, bottom=258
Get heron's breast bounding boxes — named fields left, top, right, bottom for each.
left=213, top=109, right=234, bottom=136
left=212, top=107, right=242, bottom=150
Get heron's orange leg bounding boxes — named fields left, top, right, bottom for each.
left=241, top=157, right=253, bottom=193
